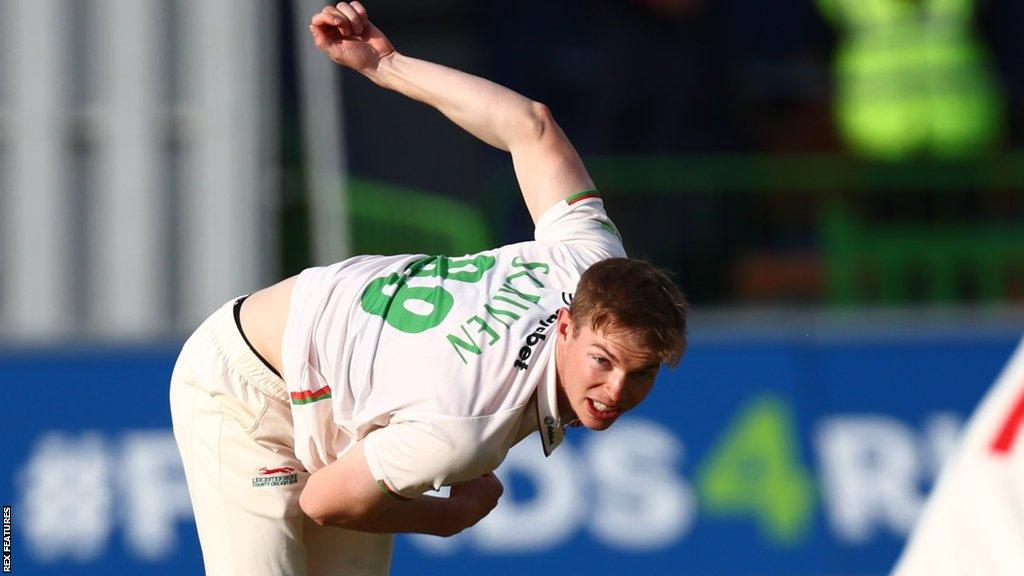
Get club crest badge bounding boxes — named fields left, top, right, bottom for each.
left=252, top=466, right=299, bottom=488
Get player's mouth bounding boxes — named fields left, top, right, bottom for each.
left=585, top=398, right=620, bottom=421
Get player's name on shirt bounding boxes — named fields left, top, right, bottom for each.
left=444, top=256, right=557, bottom=366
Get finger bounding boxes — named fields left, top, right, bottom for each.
left=318, top=4, right=341, bottom=24
left=310, top=11, right=338, bottom=28
left=335, top=3, right=363, bottom=34
left=308, top=23, right=339, bottom=50
left=350, top=1, right=370, bottom=28
left=308, top=19, right=337, bottom=43
left=311, top=9, right=346, bottom=32
left=321, top=5, right=353, bottom=36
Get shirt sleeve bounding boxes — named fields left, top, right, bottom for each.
left=361, top=415, right=512, bottom=501
left=533, top=189, right=627, bottom=261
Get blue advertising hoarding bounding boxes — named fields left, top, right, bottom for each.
left=0, top=327, right=1018, bottom=575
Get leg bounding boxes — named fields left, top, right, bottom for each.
left=303, top=516, right=394, bottom=576
left=170, top=322, right=309, bottom=576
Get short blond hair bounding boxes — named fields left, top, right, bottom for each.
left=570, top=258, right=688, bottom=366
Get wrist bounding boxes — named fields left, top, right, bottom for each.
left=363, top=50, right=400, bottom=87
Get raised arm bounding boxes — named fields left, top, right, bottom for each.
left=309, top=2, right=594, bottom=222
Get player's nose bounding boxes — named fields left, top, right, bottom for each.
left=603, top=373, right=626, bottom=404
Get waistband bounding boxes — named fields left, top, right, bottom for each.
left=205, top=298, right=289, bottom=403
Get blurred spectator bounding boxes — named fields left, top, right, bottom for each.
left=818, top=0, right=1004, bottom=159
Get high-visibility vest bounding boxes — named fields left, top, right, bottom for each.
left=819, top=0, right=1002, bottom=158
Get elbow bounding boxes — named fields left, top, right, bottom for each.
left=299, top=483, right=362, bottom=524
left=505, top=100, right=555, bottom=149
left=299, top=487, right=331, bottom=527
left=525, top=101, right=555, bottom=142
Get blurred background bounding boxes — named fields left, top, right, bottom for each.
left=1, top=0, right=1022, bottom=574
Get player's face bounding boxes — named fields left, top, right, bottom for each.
left=554, top=309, right=661, bottom=431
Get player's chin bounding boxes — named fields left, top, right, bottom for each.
left=583, top=418, right=616, bottom=431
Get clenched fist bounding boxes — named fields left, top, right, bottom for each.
left=446, top=473, right=504, bottom=536
left=309, top=2, right=395, bottom=73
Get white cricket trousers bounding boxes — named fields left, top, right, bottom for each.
left=169, top=299, right=393, bottom=576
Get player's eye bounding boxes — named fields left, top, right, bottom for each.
left=591, top=355, right=610, bottom=367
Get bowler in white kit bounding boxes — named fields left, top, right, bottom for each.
left=169, top=3, right=688, bottom=575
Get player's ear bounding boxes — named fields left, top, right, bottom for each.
left=557, top=308, right=575, bottom=339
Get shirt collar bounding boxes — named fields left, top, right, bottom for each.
left=535, top=342, right=564, bottom=457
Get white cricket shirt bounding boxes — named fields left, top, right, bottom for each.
left=280, top=190, right=625, bottom=499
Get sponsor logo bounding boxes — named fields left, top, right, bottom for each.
left=258, top=466, right=296, bottom=476
left=544, top=416, right=557, bottom=445
left=252, top=466, right=299, bottom=488
left=514, top=312, right=559, bottom=371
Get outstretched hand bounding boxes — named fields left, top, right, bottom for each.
left=309, top=2, right=395, bottom=73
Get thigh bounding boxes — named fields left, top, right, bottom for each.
left=303, top=516, right=394, bottom=576
left=171, top=354, right=309, bottom=576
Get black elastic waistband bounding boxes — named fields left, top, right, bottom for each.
left=233, top=296, right=283, bottom=379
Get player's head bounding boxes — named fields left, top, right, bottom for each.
left=555, top=258, right=688, bottom=430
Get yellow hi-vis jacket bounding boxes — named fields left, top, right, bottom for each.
left=819, top=0, right=1003, bottom=159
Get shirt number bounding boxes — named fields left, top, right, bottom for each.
left=360, top=254, right=496, bottom=333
